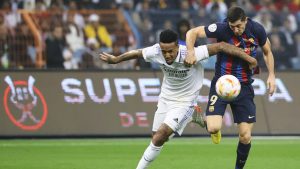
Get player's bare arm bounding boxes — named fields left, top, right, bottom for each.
left=261, top=38, right=276, bottom=96
left=207, top=42, right=257, bottom=69
left=185, top=26, right=206, bottom=66
left=99, top=49, right=143, bottom=64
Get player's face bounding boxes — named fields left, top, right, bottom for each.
left=228, top=18, right=247, bottom=36
left=159, top=42, right=179, bottom=65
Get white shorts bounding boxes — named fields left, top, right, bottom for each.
left=152, top=98, right=196, bottom=136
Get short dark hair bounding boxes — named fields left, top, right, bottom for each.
left=227, top=6, right=246, bottom=22
left=159, top=29, right=178, bottom=43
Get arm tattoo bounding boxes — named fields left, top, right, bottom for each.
left=207, top=42, right=253, bottom=63
left=117, top=49, right=143, bottom=62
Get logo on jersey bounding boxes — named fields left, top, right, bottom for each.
left=162, top=65, right=189, bottom=78
left=173, top=118, right=179, bottom=123
left=3, top=76, right=48, bottom=131
left=243, top=38, right=255, bottom=44
left=209, top=106, right=214, bottom=112
left=208, top=24, right=217, bottom=32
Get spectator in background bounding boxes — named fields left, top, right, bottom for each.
left=94, top=0, right=118, bottom=9
left=65, top=0, right=85, bottom=29
left=176, top=19, right=202, bottom=47
left=2, top=1, right=21, bottom=33
left=80, top=38, right=98, bottom=69
left=135, top=0, right=152, bottom=21
left=64, top=13, right=85, bottom=66
left=280, top=5, right=298, bottom=33
left=0, top=18, right=11, bottom=69
left=139, top=17, right=155, bottom=47
left=296, top=32, right=300, bottom=59
left=20, top=0, right=49, bottom=11
left=0, top=13, right=7, bottom=33
left=117, top=0, right=134, bottom=10
left=111, top=19, right=130, bottom=51
left=193, top=7, right=209, bottom=26
left=256, top=0, right=278, bottom=12
left=81, top=0, right=115, bottom=9
left=136, top=17, right=154, bottom=69
left=9, top=22, right=35, bottom=69
left=274, top=0, right=299, bottom=14
left=236, top=0, right=256, bottom=16
left=84, top=14, right=112, bottom=52
left=279, top=16, right=298, bottom=58
left=155, top=19, right=173, bottom=43
left=269, top=33, right=291, bottom=70
left=292, top=31, right=300, bottom=69
left=190, top=0, right=206, bottom=10
left=253, top=9, right=273, bottom=34
left=205, top=0, right=227, bottom=22
left=177, top=19, right=191, bottom=45
left=156, top=0, right=180, bottom=10
left=49, top=0, right=64, bottom=12
left=179, top=0, right=191, bottom=19
left=62, top=48, right=78, bottom=69
left=135, top=0, right=153, bottom=13
left=35, top=0, right=49, bottom=11
left=297, top=10, right=300, bottom=24
left=46, top=25, right=65, bottom=68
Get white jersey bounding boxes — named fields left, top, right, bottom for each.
left=142, top=44, right=209, bottom=102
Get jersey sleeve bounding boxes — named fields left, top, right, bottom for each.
left=204, top=23, right=225, bottom=39
left=253, top=22, right=267, bottom=47
left=195, top=45, right=209, bottom=62
left=142, top=44, right=160, bottom=62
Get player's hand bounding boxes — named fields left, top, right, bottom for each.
left=248, top=58, right=257, bottom=69
left=184, top=50, right=197, bottom=67
left=267, top=74, right=276, bottom=96
left=99, top=52, right=119, bottom=64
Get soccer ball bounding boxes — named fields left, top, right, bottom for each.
left=215, top=75, right=241, bottom=101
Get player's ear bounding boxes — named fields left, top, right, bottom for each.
left=244, top=17, right=248, bottom=23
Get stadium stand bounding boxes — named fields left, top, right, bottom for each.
left=0, top=0, right=299, bottom=70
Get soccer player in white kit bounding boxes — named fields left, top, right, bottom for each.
left=100, top=29, right=257, bottom=169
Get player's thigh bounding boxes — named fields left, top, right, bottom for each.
left=231, top=83, right=256, bottom=123
left=206, top=78, right=227, bottom=116
left=152, top=99, right=168, bottom=132
left=206, top=115, right=223, bottom=131
left=164, top=104, right=194, bottom=135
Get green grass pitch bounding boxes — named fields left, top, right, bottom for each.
left=0, top=137, right=300, bottom=169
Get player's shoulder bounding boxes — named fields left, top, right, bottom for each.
left=246, top=18, right=266, bottom=33
left=205, top=22, right=232, bottom=40
left=143, top=43, right=161, bottom=56
left=206, top=22, right=229, bottom=33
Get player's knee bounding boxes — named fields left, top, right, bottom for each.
left=239, top=133, right=252, bottom=144
left=206, top=123, right=221, bottom=134
left=207, top=127, right=220, bottom=134
left=152, top=130, right=169, bottom=146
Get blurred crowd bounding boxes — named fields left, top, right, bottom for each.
left=0, top=0, right=299, bottom=70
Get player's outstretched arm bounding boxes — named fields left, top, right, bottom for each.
left=207, top=42, right=257, bottom=69
left=99, top=49, right=143, bottom=64
left=185, top=26, right=206, bottom=66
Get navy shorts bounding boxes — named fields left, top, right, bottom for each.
left=206, top=77, right=256, bottom=123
